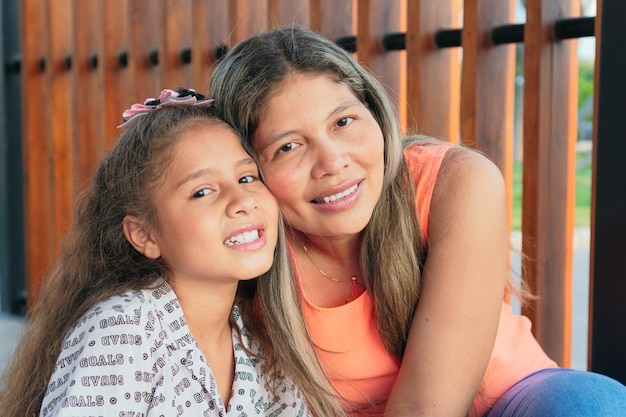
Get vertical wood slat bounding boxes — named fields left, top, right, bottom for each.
left=358, top=0, right=406, bottom=129
left=163, top=0, right=193, bottom=89
left=405, top=0, right=461, bottom=141
left=269, top=0, right=311, bottom=28
left=131, top=1, right=163, bottom=102
left=460, top=0, right=516, bottom=272
left=22, top=0, right=54, bottom=302
left=521, top=0, right=579, bottom=367
left=230, top=0, right=269, bottom=43
left=75, top=0, right=105, bottom=188
left=316, top=0, right=356, bottom=40
left=192, top=0, right=228, bottom=92
left=589, top=0, right=626, bottom=383
left=103, top=0, right=131, bottom=145
left=460, top=0, right=515, bottom=198
left=49, top=1, right=76, bottom=253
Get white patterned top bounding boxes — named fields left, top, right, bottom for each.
left=39, top=283, right=311, bottom=417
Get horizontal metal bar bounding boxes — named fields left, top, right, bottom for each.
left=3, top=16, right=596, bottom=74
left=5, top=54, right=20, bottom=74
left=88, top=54, right=98, bottom=69
left=388, top=16, right=596, bottom=50
left=492, top=23, right=525, bottom=45
left=147, top=49, right=159, bottom=66
left=180, top=48, right=191, bottom=64
left=335, top=36, right=357, bottom=53
left=216, top=44, right=229, bottom=60
left=555, top=16, right=595, bottom=40
left=117, top=51, right=128, bottom=68
left=434, top=28, right=462, bottom=48
left=382, top=32, right=405, bottom=51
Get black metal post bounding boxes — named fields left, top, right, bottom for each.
left=589, top=0, right=626, bottom=384
left=0, top=0, right=26, bottom=315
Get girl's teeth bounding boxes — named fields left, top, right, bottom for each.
left=225, top=230, right=260, bottom=246
left=321, top=184, right=358, bottom=204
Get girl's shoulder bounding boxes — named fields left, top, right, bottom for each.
left=67, top=283, right=172, bottom=334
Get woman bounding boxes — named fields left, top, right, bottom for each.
left=0, top=88, right=341, bottom=417
left=209, top=28, right=626, bottom=416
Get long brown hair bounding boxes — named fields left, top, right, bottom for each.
left=0, top=103, right=341, bottom=417
left=210, top=27, right=425, bottom=361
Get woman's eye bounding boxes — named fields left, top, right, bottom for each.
left=336, top=117, right=354, bottom=128
left=192, top=188, right=213, bottom=198
left=239, top=175, right=256, bottom=184
left=278, top=142, right=299, bottom=153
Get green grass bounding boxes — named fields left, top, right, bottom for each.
left=511, top=154, right=592, bottom=230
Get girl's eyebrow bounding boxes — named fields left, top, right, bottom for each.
left=175, top=157, right=256, bottom=189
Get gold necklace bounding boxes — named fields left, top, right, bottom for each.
left=301, top=244, right=366, bottom=299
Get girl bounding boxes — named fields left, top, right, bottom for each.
left=0, top=88, right=340, bottom=417
left=209, top=28, right=626, bottom=416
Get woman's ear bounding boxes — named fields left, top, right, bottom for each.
left=123, top=215, right=161, bottom=259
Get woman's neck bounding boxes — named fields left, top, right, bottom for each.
left=290, top=230, right=362, bottom=263
left=288, top=230, right=365, bottom=307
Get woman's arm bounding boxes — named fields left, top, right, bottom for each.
left=385, top=147, right=508, bottom=417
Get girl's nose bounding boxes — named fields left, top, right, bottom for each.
left=226, top=187, right=258, bottom=217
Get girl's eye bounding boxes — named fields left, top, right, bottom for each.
left=192, top=188, right=213, bottom=199
left=239, top=175, right=256, bottom=184
left=336, top=117, right=354, bottom=128
left=278, top=142, right=299, bottom=153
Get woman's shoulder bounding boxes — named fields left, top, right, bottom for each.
left=427, top=141, right=507, bottom=242
left=403, top=136, right=504, bottom=191
left=437, top=144, right=506, bottom=197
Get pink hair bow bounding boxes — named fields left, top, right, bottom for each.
left=118, top=88, right=214, bottom=129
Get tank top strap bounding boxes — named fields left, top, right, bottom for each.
left=404, top=143, right=454, bottom=242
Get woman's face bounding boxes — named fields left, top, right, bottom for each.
left=253, top=72, right=385, bottom=239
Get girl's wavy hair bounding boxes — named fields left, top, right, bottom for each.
left=210, top=27, right=424, bottom=363
left=0, top=102, right=334, bottom=416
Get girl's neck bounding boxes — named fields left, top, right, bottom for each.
left=167, top=278, right=237, bottom=343
left=167, top=278, right=237, bottom=406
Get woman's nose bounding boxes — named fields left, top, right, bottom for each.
left=311, top=137, right=350, bottom=179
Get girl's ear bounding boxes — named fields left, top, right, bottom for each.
left=123, top=215, right=161, bottom=259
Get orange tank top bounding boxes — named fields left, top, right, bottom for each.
left=291, top=143, right=557, bottom=417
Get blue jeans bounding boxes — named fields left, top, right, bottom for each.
left=485, top=368, right=626, bottom=416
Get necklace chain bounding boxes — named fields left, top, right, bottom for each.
left=301, top=243, right=367, bottom=300
left=302, top=244, right=345, bottom=282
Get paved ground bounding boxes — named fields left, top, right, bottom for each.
left=0, top=312, right=25, bottom=377
left=0, top=228, right=592, bottom=378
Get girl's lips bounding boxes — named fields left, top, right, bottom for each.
left=224, top=229, right=262, bottom=246
left=224, top=223, right=265, bottom=247
left=225, top=231, right=267, bottom=252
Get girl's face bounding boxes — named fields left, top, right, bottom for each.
left=150, top=123, right=279, bottom=286
left=253, top=72, right=385, bottom=239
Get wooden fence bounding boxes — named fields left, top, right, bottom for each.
left=18, top=0, right=621, bottom=379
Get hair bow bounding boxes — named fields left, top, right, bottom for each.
left=118, top=87, right=214, bottom=129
